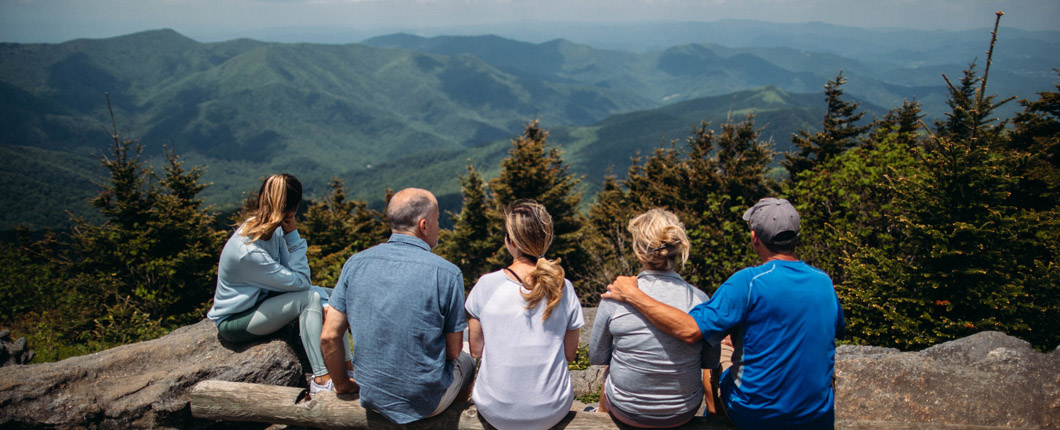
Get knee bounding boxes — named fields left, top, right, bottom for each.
left=292, top=289, right=323, bottom=312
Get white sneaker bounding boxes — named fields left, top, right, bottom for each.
left=309, top=378, right=334, bottom=394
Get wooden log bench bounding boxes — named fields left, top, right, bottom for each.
left=189, top=380, right=1035, bottom=429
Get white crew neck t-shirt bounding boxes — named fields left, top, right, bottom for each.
left=465, top=270, right=585, bottom=430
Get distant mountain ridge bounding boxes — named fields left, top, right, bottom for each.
left=2, top=26, right=1053, bottom=230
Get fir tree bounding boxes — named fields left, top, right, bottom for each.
left=302, top=178, right=388, bottom=287
left=1006, top=73, right=1060, bottom=210
left=436, top=163, right=501, bottom=291
left=784, top=71, right=870, bottom=179
left=63, top=104, right=224, bottom=346
left=579, top=173, right=638, bottom=293
left=487, top=120, right=587, bottom=283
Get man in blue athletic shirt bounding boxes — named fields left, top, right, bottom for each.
left=602, top=198, right=845, bottom=429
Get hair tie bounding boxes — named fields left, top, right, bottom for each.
left=537, top=254, right=546, bottom=259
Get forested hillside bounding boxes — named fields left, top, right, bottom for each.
left=3, top=25, right=1055, bottom=230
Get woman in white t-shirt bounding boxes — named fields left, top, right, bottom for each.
left=465, top=199, right=584, bottom=429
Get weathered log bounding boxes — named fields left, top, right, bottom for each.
left=190, top=380, right=737, bottom=429
left=190, top=380, right=1039, bottom=430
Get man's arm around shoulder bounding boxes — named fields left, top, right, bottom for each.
left=602, top=276, right=702, bottom=344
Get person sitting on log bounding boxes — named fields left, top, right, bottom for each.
left=207, top=173, right=352, bottom=395
left=589, top=208, right=718, bottom=427
left=464, top=199, right=584, bottom=429
left=320, top=188, right=474, bottom=424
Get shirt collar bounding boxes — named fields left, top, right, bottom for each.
left=637, top=269, right=684, bottom=282
left=387, top=233, right=432, bottom=252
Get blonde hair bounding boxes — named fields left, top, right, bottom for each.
left=240, top=173, right=302, bottom=242
left=628, top=209, right=690, bottom=272
left=504, top=199, right=565, bottom=321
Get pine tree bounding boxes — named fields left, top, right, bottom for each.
left=487, top=120, right=587, bottom=283
left=873, top=100, right=924, bottom=148
left=821, top=14, right=1060, bottom=350
left=63, top=108, right=224, bottom=345
left=302, top=178, right=388, bottom=287
left=1006, top=74, right=1060, bottom=210
left=436, top=163, right=501, bottom=291
left=579, top=174, right=638, bottom=295
left=784, top=71, right=870, bottom=179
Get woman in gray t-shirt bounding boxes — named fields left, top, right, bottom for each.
left=589, top=208, right=719, bottom=427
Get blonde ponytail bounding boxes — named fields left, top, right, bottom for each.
left=504, top=199, right=566, bottom=321
left=525, top=257, right=565, bottom=321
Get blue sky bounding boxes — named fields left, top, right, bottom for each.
left=1, top=0, right=1057, bottom=43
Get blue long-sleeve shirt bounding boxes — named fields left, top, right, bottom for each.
left=207, top=225, right=311, bottom=322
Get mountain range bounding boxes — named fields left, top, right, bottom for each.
left=1, top=23, right=1056, bottom=230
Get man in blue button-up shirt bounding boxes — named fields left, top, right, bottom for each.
left=321, top=188, right=473, bottom=424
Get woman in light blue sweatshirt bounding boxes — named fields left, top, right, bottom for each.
left=207, top=173, right=351, bottom=394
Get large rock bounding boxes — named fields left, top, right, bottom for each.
left=0, top=319, right=306, bottom=429
left=835, top=331, right=1060, bottom=428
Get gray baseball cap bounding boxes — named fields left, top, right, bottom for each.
left=742, top=198, right=800, bottom=245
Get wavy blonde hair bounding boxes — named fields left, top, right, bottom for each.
left=504, top=199, right=565, bottom=321
left=240, top=173, right=302, bottom=242
left=628, top=208, right=690, bottom=272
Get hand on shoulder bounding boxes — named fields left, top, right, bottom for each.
left=600, top=276, right=639, bottom=303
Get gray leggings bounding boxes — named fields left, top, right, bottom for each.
left=218, top=288, right=352, bottom=377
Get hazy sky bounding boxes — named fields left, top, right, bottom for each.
left=1, top=0, right=1057, bottom=43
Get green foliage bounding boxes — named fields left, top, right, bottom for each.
left=301, top=178, right=389, bottom=287
left=67, top=136, right=225, bottom=330
left=437, top=121, right=590, bottom=299
left=1006, top=72, right=1060, bottom=211
left=581, top=115, right=775, bottom=300
left=436, top=164, right=502, bottom=291
left=567, top=344, right=592, bottom=371
left=489, top=121, right=589, bottom=283
left=784, top=72, right=871, bottom=179
left=788, top=23, right=1060, bottom=350
left=4, top=111, right=225, bottom=361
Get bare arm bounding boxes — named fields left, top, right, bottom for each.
left=602, top=276, right=703, bottom=344
left=563, top=328, right=580, bottom=362
left=467, top=318, right=484, bottom=359
left=320, top=308, right=357, bottom=393
left=445, top=331, right=463, bottom=360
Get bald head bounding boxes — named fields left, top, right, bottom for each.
left=387, top=188, right=439, bottom=246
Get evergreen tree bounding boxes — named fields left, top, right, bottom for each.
left=808, top=16, right=1060, bottom=350
left=436, top=163, right=501, bottom=291
left=693, top=115, right=776, bottom=287
left=873, top=100, right=924, bottom=148
left=302, top=178, right=388, bottom=287
left=789, top=109, right=924, bottom=346
left=784, top=71, right=870, bottom=179
left=64, top=116, right=224, bottom=345
left=487, top=120, right=587, bottom=285
left=1006, top=74, right=1060, bottom=210
left=603, top=115, right=772, bottom=293
left=579, top=174, right=638, bottom=293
